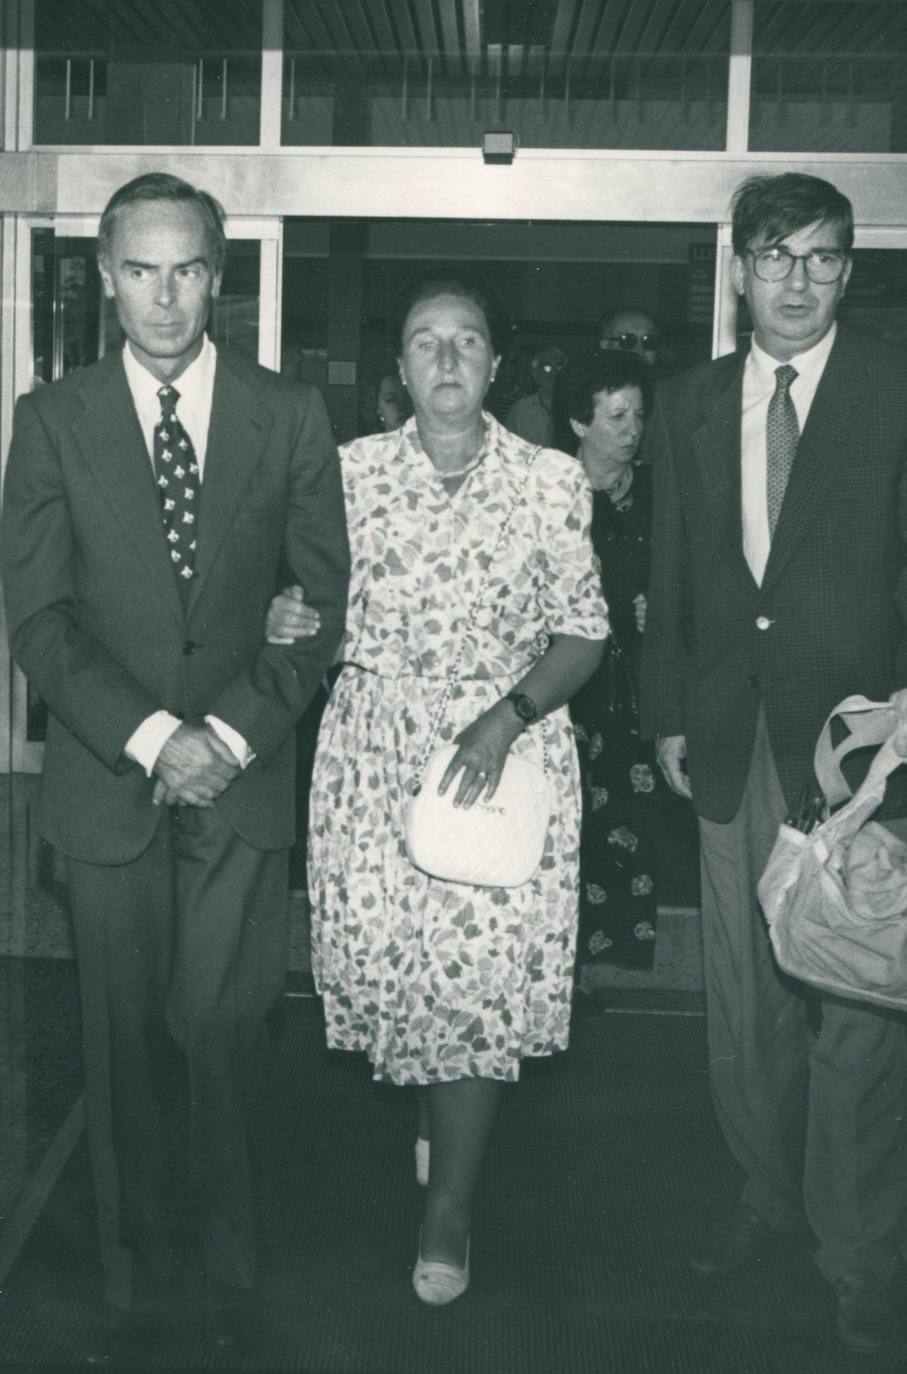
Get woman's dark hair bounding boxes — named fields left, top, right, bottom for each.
left=730, top=173, right=854, bottom=257
left=363, top=360, right=412, bottom=432
left=554, top=349, right=653, bottom=454
left=388, top=265, right=511, bottom=357
left=98, top=172, right=227, bottom=272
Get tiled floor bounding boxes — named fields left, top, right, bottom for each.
left=3, top=998, right=905, bottom=1374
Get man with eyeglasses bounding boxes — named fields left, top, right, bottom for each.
left=598, top=307, right=660, bottom=369
left=641, top=172, right=907, bottom=1355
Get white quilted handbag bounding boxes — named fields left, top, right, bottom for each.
left=405, top=743, right=550, bottom=888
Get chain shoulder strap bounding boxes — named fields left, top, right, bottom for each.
left=416, top=446, right=543, bottom=786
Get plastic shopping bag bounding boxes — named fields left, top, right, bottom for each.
left=758, top=696, right=907, bottom=1011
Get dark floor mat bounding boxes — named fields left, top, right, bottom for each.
left=1, top=1000, right=903, bottom=1373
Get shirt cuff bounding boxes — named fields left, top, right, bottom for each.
left=206, top=715, right=255, bottom=769
left=124, top=711, right=182, bottom=777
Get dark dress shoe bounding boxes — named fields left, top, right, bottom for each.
left=83, top=1302, right=167, bottom=1365
left=834, top=1271, right=899, bottom=1354
left=690, top=1203, right=773, bottom=1278
left=204, top=1278, right=253, bottom=1353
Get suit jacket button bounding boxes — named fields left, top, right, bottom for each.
left=748, top=673, right=760, bottom=688
left=182, top=640, right=197, bottom=655
left=755, top=615, right=772, bottom=631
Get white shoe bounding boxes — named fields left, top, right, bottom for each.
left=412, top=1232, right=470, bottom=1307
left=415, top=1136, right=430, bottom=1187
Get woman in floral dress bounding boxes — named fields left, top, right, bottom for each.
left=560, top=350, right=660, bottom=974
left=269, top=268, right=607, bottom=1305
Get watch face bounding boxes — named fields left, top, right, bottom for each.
left=510, top=692, right=537, bottom=723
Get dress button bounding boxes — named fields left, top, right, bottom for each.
left=755, top=616, right=772, bottom=631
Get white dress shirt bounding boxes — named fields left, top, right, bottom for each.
left=121, top=338, right=253, bottom=776
left=741, top=322, right=837, bottom=585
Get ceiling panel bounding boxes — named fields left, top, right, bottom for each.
left=35, top=0, right=905, bottom=65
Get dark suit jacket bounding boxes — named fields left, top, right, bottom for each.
left=2, top=347, right=350, bottom=863
left=640, top=322, right=907, bottom=823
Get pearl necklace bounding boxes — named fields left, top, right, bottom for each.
left=438, top=455, right=481, bottom=481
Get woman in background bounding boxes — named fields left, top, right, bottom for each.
left=559, top=350, right=660, bottom=980
left=373, top=367, right=412, bottom=432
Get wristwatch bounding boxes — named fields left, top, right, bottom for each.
left=505, top=691, right=539, bottom=730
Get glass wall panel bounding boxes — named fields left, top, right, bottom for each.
left=750, top=1, right=907, bottom=153
left=282, top=1, right=730, bottom=150
left=839, top=248, right=907, bottom=345
left=33, top=0, right=263, bottom=146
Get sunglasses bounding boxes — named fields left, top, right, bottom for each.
left=601, top=332, right=659, bottom=352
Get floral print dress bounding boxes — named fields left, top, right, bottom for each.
left=570, top=465, right=659, bottom=970
left=308, top=415, right=608, bottom=1085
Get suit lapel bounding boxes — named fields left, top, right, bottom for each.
left=691, top=352, right=758, bottom=593
left=761, top=326, right=866, bottom=592
left=188, top=352, right=274, bottom=612
left=72, top=353, right=184, bottom=623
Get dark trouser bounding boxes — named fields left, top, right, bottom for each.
left=67, top=806, right=288, bottom=1308
left=698, top=710, right=907, bottom=1284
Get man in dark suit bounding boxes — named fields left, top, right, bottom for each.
left=641, top=173, right=907, bottom=1355
left=1, top=174, right=349, bottom=1354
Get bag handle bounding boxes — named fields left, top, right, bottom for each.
left=813, top=694, right=899, bottom=807
left=415, top=446, right=543, bottom=791
left=816, top=734, right=905, bottom=855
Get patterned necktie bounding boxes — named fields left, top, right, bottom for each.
left=766, top=364, right=799, bottom=538
left=153, top=384, right=200, bottom=594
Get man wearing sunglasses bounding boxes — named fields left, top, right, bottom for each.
left=598, top=307, right=660, bottom=369
left=641, top=172, right=907, bottom=1355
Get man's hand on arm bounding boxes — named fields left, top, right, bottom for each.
left=656, top=733, right=693, bottom=799
left=152, top=724, right=241, bottom=807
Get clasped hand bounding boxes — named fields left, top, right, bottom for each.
left=436, top=704, right=522, bottom=810
left=152, top=723, right=240, bottom=808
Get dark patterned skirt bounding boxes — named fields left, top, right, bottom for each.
left=571, top=692, right=659, bottom=971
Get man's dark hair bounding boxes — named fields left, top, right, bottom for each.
left=388, top=265, right=511, bottom=357
left=98, top=173, right=227, bottom=271
left=731, top=173, right=854, bottom=257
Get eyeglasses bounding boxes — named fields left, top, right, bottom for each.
left=747, top=246, right=848, bottom=284
left=601, top=332, right=659, bottom=353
